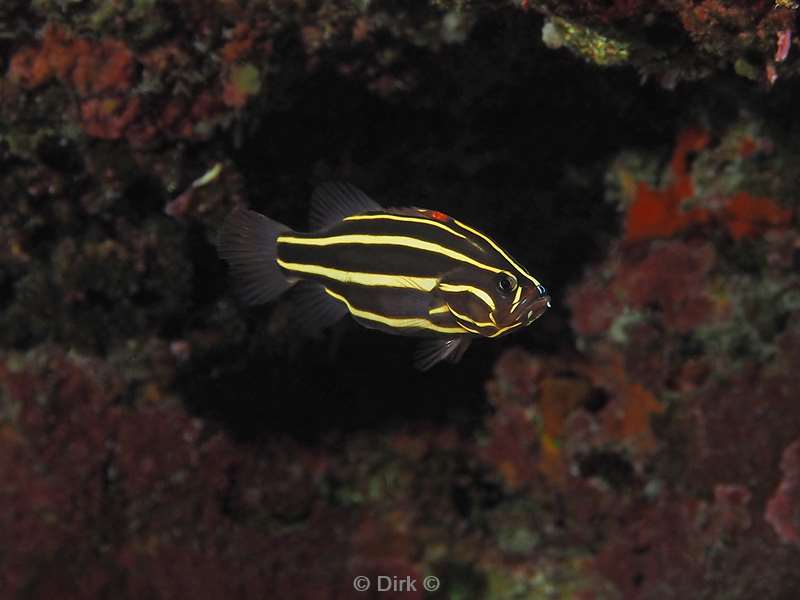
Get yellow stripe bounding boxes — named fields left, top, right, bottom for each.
left=277, top=259, right=437, bottom=290
left=451, top=219, right=541, bottom=286
left=278, top=234, right=503, bottom=275
left=487, top=320, right=525, bottom=338
left=343, top=213, right=468, bottom=240
left=509, top=285, right=523, bottom=313
left=324, top=288, right=465, bottom=334
left=448, top=306, right=496, bottom=330
left=428, top=304, right=450, bottom=315
left=457, top=323, right=480, bottom=335
left=438, top=283, right=496, bottom=311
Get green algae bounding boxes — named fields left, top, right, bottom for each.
left=485, top=559, right=616, bottom=600
left=608, top=307, right=648, bottom=345
left=542, top=17, right=630, bottom=67
left=696, top=276, right=799, bottom=367
left=231, top=63, right=262, bottom=97
left=734, top=58, right=760, bottom=81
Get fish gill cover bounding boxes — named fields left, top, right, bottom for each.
left=1, top=0, right=799, bottom=599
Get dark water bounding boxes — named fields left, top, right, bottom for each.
left=187, top=10, right=693, bottom=441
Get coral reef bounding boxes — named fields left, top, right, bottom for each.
left=563, top=122, right=800, bottom=597
left=766, top=438, right=800, bottom=545
left=530, top=0, right=798, bottom=87
left=467, top=118, right=800, bottom=597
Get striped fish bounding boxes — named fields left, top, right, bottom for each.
left=218, top=183, right=551, bottom=370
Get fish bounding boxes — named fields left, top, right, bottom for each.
left=217, top=182, right=551, bottom=370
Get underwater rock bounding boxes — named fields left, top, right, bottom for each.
left=529, top=0, right=797, bottom=87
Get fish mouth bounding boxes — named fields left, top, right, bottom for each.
left=507, top=292, right=551, bottom=326
left=524, top=295, right=551, bottom=324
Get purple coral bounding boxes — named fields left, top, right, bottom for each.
left=766, top=439, right=800, bottom=545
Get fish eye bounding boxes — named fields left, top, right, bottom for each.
left=496, top=273, right=517, bottom=294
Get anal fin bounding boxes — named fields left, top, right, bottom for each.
left=414, top=337, right=472, bottom=371
left=289, top=282, right=349, bottom=337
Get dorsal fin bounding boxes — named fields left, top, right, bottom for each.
left=381, top=206, right=425, bottom=216
left=309, top=182, right=382, bottom=230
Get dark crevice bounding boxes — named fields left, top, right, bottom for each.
left=35, top=135, right=84, bottom=174
left=578, top=451, right=636, bottom=489
left=182, top=7, right=691, bottom=439
left=584, top=387, right=611, bottom=414
left=187, top=224, right=227, bottom=307
left=123, top=175, right=167, bottom=218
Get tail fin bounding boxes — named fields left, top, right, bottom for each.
left=217, top=209, right=294, bottom=305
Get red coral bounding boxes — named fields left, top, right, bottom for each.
left=479, top=399, right=541, bottom=491
left=7, top=24, right=243, bottom=144
left=625, top=129, right=712, bottom=241
left=480, top=350, right=551, bottom=490
left=489, top=347, right=544, bottom=402
left=580, top=350, right=665, bottom=457
left=678, top=1, right=760, bottom=38
left=723, top=191, right=793, bottom=240
left=593, top=495, right=704, bottom=598
left=535, top=376, right=594, bottom=484
left=0, top=351, right=123, bottom=596
left=222, top=78, right=250, bottom=109
left=9, top=25, right=139, bottom=140
left=0, top=348, right=381, bottom=598
left=707, top=483, right=752, bottom=537
left=9, top=25, right=78, bottom=87
left=685, top=367, right=800, bottom=501
left=80, top=97, right=141, bottom=140
left=221, top=23, right=256, bottom=63
left=569, top=240, right=719, bottom=338
left=72, top=39, right=135, bottom=96
left=617, top=241, right=717, bottom=333
left=9, top=25, right=134, bottom=95
left=568, top=278, right=623, bottom=337
left=738, top=137, right=758, bottom=158
left=624, top=129, right=793, bottom=243
left=481, top=347, right=666, bottom=491
left=765, top=438, right=800, bottom=544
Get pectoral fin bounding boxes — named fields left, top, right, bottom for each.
left=413, top=337, right=472, bottom=371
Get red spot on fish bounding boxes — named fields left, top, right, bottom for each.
left=428, top=210, right=450, bottom=222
